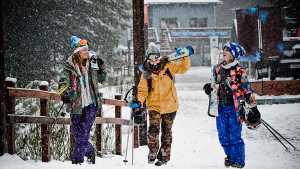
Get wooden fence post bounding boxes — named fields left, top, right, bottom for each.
left=115, top=94, right=122, bottom=155
left=5, top=78, right=17, bottom=154
left=95, top=92, right=103, bottom=154
left=39, top=81, right=49, bottom=162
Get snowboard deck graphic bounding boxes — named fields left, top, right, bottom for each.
left=207, top=65, right=219, bottom=117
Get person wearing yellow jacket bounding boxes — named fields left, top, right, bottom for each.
left=130, top=42, right=192, bottom=166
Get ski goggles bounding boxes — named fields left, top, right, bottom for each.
left=147, top=53, right=160, bottom=62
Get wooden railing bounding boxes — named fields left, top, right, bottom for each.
left=4, top=79, right=140, bottom=162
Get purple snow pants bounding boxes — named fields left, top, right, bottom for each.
left=70, top=104, right=97, bottom=161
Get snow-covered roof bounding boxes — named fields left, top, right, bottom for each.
left=145, top=0, right=222, bottom=4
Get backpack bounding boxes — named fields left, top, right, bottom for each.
left=146, top=68, right=174, bottom=93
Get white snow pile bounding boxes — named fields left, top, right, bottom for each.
left=39, top=81, right=49, bottom=87
left=5, top=77, right=17, bottom=83
left=0, top=154, right=37, bottom=169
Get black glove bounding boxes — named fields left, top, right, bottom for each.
left=97, top=58, right=105, bottom=69
left=247, top=106, right=261, bottom=123
left=244, top=93, right=251, bottom=103
left=203, top=83, right=213, bottom=95
left=238, top=100, right=246, bottom=122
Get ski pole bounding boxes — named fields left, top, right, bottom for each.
left=123, top=121, right=131, bottom=164
left=132, top=117, right=135, bottom=166
left=261, top=120, right=289, bottom=151
left=261, top=119, right=297, bottom=150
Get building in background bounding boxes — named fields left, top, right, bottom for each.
left=144, top=0, right=230, bottom=66
left=128, top=0, right=298, bottom=67
left=145, top=0, right=221, bottom=28
left=215, top=0, right=271, bottom=27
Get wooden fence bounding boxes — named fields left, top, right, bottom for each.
left=4, top=79, right=140, bottom=162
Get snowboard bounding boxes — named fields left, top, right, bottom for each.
left=138, top=45, right=194, bottom=73
left=207, top=65, right=219, bottom=117
left=167, top=45, right=194, bottom=61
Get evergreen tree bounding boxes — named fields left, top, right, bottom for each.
left=2, top=0, right=131, bottom=86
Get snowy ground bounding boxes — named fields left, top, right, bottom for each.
left=1, top=66, right=300, bottom=169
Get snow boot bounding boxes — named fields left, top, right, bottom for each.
left=224, top=156, right=231, bottom=167
left=87, top=151, right=95, bottom=164
left=154, top=160, right=168, bottom=166
left=148, top=153, right=156, bottom=164
left=231, top=162, right=245, bottom=168
left=72, top=159, right=84, bottom=164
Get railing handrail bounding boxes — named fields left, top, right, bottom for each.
left=7, top=87, right=61, bottom=100
left=165, top=27, right=172, bottom=43
left=154, top=27, right=160, bottom=43
left=7, top=87, right=128, bottom=107
left=4, top=82, right=137, bottom=161
left=7, top=114, right=131, bottom=125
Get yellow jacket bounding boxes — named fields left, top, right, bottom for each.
left=137, top=57, right=191, bottom=114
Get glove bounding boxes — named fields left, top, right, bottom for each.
left=248, top=106, right=261, bottom=123
left=237, top=100, right=246, bottom=123
left=175, top=47, right=184, bottom=56
left=203, top=83, right=213, bottom=95
left=244, top=93, right=251, bottom=103
left=129, top=100, right=141, bottom=110
left=184, top=45, right=194, bottom=56
left=97, top=58, right=104, bottom=66
left=129, top=100, right=143, bottom=118
left=97, top=58, right=105, bottom=70
left=175, top=45, right=194, bottom=56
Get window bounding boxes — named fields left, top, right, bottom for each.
left=189, top=17, right=208, bottom=27
left=160, top=18, right=178, bottom=28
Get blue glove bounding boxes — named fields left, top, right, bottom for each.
left=175, top=45, right=194, bottom=56
left=185, top=45, right=194, bottom=56
left=129, top=100, right=141, bottom=109
left=175, top=47, right=184, bottom=56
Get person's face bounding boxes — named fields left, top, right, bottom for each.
left=223, top=47, right=234, bottom=63
left=147, top=53, right=161, bottom=65
left=79, top=48, right=89, bottom=66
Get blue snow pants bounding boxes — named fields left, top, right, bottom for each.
left=70, top=104, right=97, bottom=161
left=216, top=105, right=245, bottom=166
